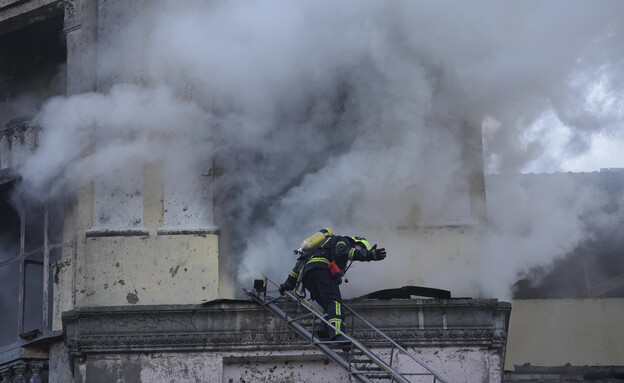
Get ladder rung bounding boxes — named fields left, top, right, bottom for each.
left=265, top=296, right=285, bottom=305
left=353, top=371, right=392, bottom=376
left=357, top=367, right=385, bottom=373
left=318, top=339, right=352, bottom=346
left=349, top=358, right=372, bottom=364
left=285, top=312, right=315, bottom=323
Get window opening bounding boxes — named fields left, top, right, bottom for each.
left=0, top=185, right=71, bottom=349
left=24, top=262, right=43, bottom=334
left=0, top=263, right=19, bottom=345
left=24, top=201, right=45, bottom=253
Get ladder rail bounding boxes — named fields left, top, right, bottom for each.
left=284, top=290, right=410, bottom=383
left=246, top=276, right=451, bottom=383
left=341, top=301, right=450, bottom=383
left=250, top=280, right=408, bottom=383
left=278, top=277, right=447, bottom=383
left=258, top=293, right=377, bottom=383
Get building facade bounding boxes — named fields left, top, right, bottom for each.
left=2, top=1, right=623, bottom=383
left=0, top=1, right=508, bottom=382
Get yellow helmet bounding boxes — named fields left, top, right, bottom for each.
left=351, top=236, right=371, bottom=250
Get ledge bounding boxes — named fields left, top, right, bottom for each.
left=62, top=298, right=511, bottom=357
left=157, top=225, right=220, bottom=235
left=0, top=330, right=62, bottom=366
left=0, top=0, right=62, bottom=35
left=505, top=364, right=624, bottom=381
left=85, top=228, right=149, bottom=237
left=85, top=226, right=220, bottom=237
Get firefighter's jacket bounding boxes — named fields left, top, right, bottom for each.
left=283, top=235, right=368, bottom=289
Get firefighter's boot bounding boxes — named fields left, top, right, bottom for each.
left=317, top=313, right=329, bottom=339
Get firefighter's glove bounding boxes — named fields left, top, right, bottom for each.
left=367, top=245, right=387, bottom=261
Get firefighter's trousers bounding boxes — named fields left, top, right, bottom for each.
left=303, top=268, right=344, bottom=338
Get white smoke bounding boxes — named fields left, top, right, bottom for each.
left=19, top=84, right=210, bottom=201
left=481, top=173, right=600, bottom=297
left=11, top=0, right=624, bottom=299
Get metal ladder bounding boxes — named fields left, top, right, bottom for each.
left=242, top=276, right=450, bottom=383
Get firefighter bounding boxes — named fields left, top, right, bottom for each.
left=279, top=234, right=387, bottom=343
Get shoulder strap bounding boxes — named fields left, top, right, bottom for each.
left=295, top=252, right=313, bottom=286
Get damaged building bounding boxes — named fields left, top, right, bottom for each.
left=0, top=1, right=623, bottom=383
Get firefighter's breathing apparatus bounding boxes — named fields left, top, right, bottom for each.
left=294, top=227, right=334, bottom=256
left=292, top=228, right=334, bottom=298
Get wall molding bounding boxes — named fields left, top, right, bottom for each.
left=63, top=298, right=510, bottom=357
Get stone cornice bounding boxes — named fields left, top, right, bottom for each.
left=62, top=298, right=511, bottom=357
left=0, top=0, right=62, bottom=35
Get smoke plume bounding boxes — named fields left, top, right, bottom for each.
left=10, top=0, right=624, bottom=299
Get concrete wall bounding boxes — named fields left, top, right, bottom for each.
left=68, top=159, right=225, bottom=308
left=505, top=298, right=624, bottom=368
left=79, top=234, right=219, bottom=306
left=71, top=347, right=503, bottom=383
left=62, top=298, right=511, bottom=383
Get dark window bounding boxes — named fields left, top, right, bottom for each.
left=0, top=182, right=70, bottom=348
left=0, top=263, right=19, bottom=345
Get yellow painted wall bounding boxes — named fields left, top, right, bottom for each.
left=76, top=234, right=220, bottom=306
left=64, top=159, right=230, bottom=311
left=505, top=298, right=624, bottom=368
